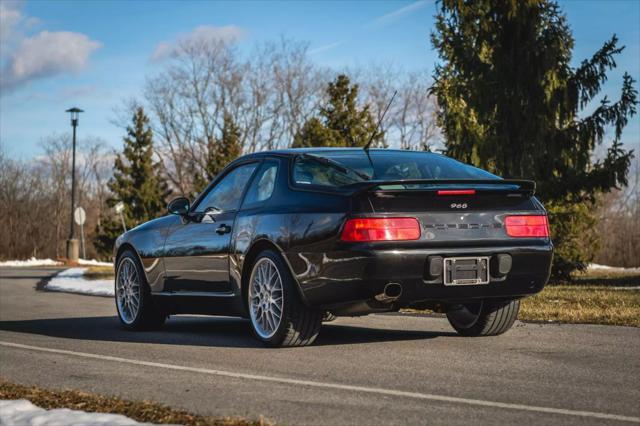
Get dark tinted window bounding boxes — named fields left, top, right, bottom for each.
left=243, top=160, right=278, bottom=206
left=194, top=163, right=258, bottom=212
left=292, top=151, right=498, bottom=187
left=293, top=156, right=364, bottom=187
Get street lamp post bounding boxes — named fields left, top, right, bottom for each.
left=65, top=107, right=84, bottom=261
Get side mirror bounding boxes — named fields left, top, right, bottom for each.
left=167, top=197, right=190, bottom=216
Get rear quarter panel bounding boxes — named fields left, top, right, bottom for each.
left=230, top=157, right=353, bottom=306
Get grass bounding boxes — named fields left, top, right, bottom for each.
left=83, top=266, right=114, bottom=280
left=520, top=269, right=640, bottom=327
left=520, top=285, right=640, bottom=327
left=405, top=270, right=639, bottom=327
left=0, top=379, right=272, bottom=426
left=568, top=269, right=640, bottom=287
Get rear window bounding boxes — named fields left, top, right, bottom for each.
left=292, top=151, right=498, bottom=188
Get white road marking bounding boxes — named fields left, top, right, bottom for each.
left=1, top=340, right=638, bottom=423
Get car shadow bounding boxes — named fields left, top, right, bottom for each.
left=0, top=315, right=453, bottom=348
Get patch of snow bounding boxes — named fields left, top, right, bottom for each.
left=0, top=257, right=62, bottom=267
left=46, top=268, right=114, bottom=297
left=587, top=263, right=640, bottom=274
left=0, top=258, right=112, bottom=267
left=0, top=399, right=154, bottom=425
left=77, top=258, right=113, bottom=267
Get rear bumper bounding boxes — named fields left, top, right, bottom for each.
left=286, top=243, right=553, bottom=309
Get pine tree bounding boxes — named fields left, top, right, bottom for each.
left=193, top=113, right=243, bottom=194
left=293, top=117, right=335, bottom=148
left=94, top=107, right=169, bottom=257
left=431, top=0, right=637, bottom=279
left=218, top=112, right=243, bottom=171
left=293, top=74, right=383, bottom=148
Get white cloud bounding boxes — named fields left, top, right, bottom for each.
left=0, top=1, right=40, bottom=48
left=1, top=31, right=101, bottom=91
left=0, top=2, right=23, bottom=41
left=366, top=0, right=430, bottom=29
left=151, top=25, right=246, bottom=62
left=0, top=3, right=100, bottom=93
left=309, top=40, right=345, bottom=55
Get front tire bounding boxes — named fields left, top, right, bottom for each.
left=247, top=250, right=322, bottom=347
left=446, top=299, right=520, bottom=337
left=115, top=250, right=165, bottom=330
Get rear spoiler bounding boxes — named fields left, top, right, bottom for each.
left=345, top=179, right=536, bottom=196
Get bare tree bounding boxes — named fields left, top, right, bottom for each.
left=0, top=135, right=113, bottom=260
left=266, top=38, right=328, bottom=146
left=594, top=155, right=640, bottom=267
left=393, top=71, right=440, bottom=151
left=360, top=66, right=440, bottom=150
left=39, top=134, right=72, bottom=258
left=0, top=150, right=49, bottom=259
left=144, top=37, right=328, bottom=195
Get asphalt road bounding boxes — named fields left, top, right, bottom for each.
left=0, top=267, right=639, bottom=425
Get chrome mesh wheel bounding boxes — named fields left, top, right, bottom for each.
left=116, top=257, right=141, bottom=324
left=248, top=257, right=284, bottom=339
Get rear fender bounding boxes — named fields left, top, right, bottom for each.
left=239, top=239, right=311, bottom=314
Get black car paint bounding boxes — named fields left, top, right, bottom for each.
left=114, top=149, right=553, bottom=318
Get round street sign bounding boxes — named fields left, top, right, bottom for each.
left=74, top=207, right=86, bottom=225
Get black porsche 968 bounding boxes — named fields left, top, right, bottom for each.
left=114, top=148, right=553, bottom=347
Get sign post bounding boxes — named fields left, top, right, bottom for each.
left=74, top=207, right=87, bottom=260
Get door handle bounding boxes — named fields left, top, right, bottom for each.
left=216, top=224, right=231, bottom=235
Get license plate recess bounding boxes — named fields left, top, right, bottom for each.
left=443, top=257, right=490, bottom=286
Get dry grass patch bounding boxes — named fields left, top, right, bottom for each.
left=0, top=379, right=272, bottom=426
left=520, top=285, right=640, bottom=327
left=569, top=270, right=640, bottom=287
left=84, top=266, right=114, bottom=280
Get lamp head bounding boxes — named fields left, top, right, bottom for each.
left=65, top=107, right=84, bottom=125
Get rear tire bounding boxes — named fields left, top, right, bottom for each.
left=247, top=250, right=322, bottom=347
left=115, top=250, right=166, bottom=330
left=446, top=299, right=519, bottom=337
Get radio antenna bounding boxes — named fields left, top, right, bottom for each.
left=363, top=90, right=397, bottom=151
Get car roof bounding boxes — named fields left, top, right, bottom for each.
left=241, top=147, right=437, bottom=159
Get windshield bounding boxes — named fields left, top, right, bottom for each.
left=292, top=150, right=499, bottom=188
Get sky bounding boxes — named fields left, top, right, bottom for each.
left=1, top=0, right=639, bottom=160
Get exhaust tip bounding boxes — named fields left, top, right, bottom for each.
left=384, top=282, right=402, bottom=298
left=375, top=282, right=403, bottom=303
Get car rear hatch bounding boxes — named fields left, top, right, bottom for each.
left=347, top=179, right=547, bottom=246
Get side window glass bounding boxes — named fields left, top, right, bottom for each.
left=194, top=163, right=258, bottom=212
left=243, top=161, right=278, bottom=206
left=293, top=157, right=361, bottom=187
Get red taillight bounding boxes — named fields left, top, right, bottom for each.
left=437, top=189, right=476, bottom=195
left=341, top=218, right=421, bottom=242
left=504, top=215, right=549, bottom=238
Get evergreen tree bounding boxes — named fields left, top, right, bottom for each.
left=94, top=107, right=169, bottom=257
left=293, top=74, right=383, bottom=148
left=193, top=113, right=243, bottom=194
left=218, top=112, right=243, bottom=171
left=431, top=0, right=637, bottom=279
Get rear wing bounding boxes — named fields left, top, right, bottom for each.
left=345, top=179, right=536, bottom=196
